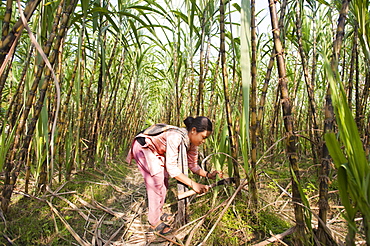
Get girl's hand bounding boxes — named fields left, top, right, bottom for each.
left=208, top=170, right=223, bottom=179
left=192, top=182, right=209, bottom=194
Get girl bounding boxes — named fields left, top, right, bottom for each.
left=126, top=116, right=221, bottom=235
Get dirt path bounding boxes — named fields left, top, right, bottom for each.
left=113, top=165, right=174, bottom=246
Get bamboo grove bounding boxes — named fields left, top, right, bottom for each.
left=0, top=0, right=369, bottom=244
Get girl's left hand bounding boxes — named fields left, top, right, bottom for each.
left=208, top=170, right=223, bottom=179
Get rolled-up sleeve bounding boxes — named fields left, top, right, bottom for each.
left=188, top=145, right=201, bottom=173
left=165, top=132, right=183, bottom=177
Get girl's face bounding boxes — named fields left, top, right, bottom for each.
left=188, top=128, right=212, bottom=146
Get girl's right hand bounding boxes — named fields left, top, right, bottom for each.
left=192, top=182, right=209, bottom=194
left=173, top=173, right=209, bottom=194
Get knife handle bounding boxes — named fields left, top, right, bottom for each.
left=177, top=189, right=197, bottom=200
left=178, top=184, right=212, bottom=200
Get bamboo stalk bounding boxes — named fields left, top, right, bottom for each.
left=220, top=0, right=240, bottom=185
left=322, top=0, right=350, bottom=244
left=1, top=0, right=77, bottom=212
left=268, top=0, right=304, bottom=244
left=249, top=0, right=258, bottom=208
left=0, top=0, right=42, bottom=66
left=1, top=0, right=12, bottom=39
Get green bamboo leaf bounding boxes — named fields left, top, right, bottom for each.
left=171, top=10, right=189, bottom=25
left=139, top=24, right=173, bottom=32
left=65, top=122, right=72, bottom=176
left=142, top=0, right=174, bottom=21
left=129, top=20, right=140, bottom=50
left=315, top=0, right=330, bottom=6
left=232, top=3, right=241, bottom=12
left=80, top=0, right=89, bottom=15
left=210, top=121, right=229, bottom=173
left=102, top=12, right=120, bottom=33
left=351, top=0, right=370, bottom=64
left=126, top=5, right=161, bottom=12
left=337, top=165, right=357, bottom=223
left=188, top=0, right=197, bottom=38
left=324, top=132, right=347, bottom=169
left=90, top=7, right=110, bottom=14
left=239, top=111, right=249, bottom=171
left=0, top=120, right=18, bottom=170
left=240, top=0, right=251, bottom=162
left=71, top=8, right=150, bottom=31
left=116, top=10, right=150, bottom=27
left=290, top=166, right=312, bottom=232
left=322, top=44, right=370, bottom=243
left=323, top=54, right=368, bottom=180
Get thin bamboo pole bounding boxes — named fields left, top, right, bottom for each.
left=250, top=0, right=258, bottom=208
left=55, top=57, right=78, bottom=182
left=295, top=0, right=320, bottom=163
left=1, top=0, right=13, bottom=39
left=268, top=0, right=305, bottom=244
left=321, top=0, right=350, bottom=244
left=6, top=45, right=34, bottom=128
left=256, top=51, right=274, bottom=142
left=267, top=0, right=287, bottom=148
left=196, top=11, right=206, bottom=116
left=89, top=29, right=106, bottom=168
left=220, top=0, right=240, bottom=185
left=0, top=0, right=42, bottom=66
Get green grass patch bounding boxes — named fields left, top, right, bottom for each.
left=0, top=161, right=130, bottom=246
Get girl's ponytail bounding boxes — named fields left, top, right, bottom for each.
left=184, top=116, right=212, bottom=132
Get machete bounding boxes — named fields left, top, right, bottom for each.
left=177, top=177, right=235, bottom=200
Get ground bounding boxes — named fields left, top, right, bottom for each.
left=0, top=157, right=366, bottom=245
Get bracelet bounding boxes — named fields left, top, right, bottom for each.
left=206, top=172, right=209, bottom=178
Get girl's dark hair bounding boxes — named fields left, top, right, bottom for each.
left=183, top=116, right=213, bottom=132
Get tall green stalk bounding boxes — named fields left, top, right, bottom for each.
left=240, top=0, right=251, bottom=142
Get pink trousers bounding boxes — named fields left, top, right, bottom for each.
left=132, top=140, right=169, bottom=226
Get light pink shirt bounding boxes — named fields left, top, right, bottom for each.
left=129, top=129, right=201, bottom=177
